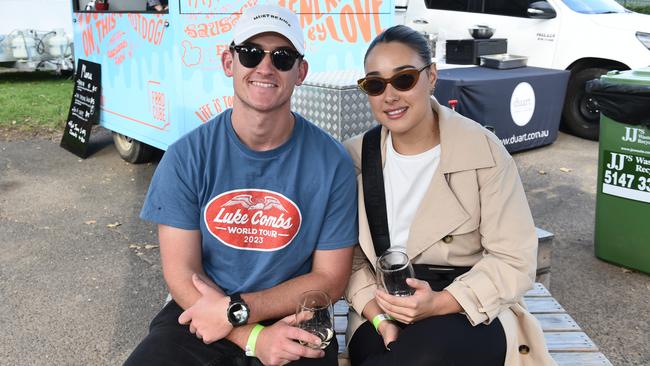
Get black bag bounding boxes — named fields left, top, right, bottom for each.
left=586, top=79, right=650, bottom=127
left=412, top=264, right=471, bottom=292
left=361, top=126, right=471, bottom=291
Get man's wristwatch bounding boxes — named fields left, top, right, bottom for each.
left=227, top=293, right=250, bottom=327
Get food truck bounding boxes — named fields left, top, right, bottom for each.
left=71, top=0, right=650, bottom=162
left=70, top=0, right=391, bottom=162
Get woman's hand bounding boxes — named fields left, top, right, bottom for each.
left=377, top=320, right=400, bottom=348
left=375, top=278, right=461, bottom=324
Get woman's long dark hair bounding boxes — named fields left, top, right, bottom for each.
left=364, top=25, right=432, bottom=65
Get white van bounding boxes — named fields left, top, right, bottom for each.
left=395, top=0, right=650, bottom=140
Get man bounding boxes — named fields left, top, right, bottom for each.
left=146, top=0, right=168, bottom=12
left=124, top=4, right=357, bottom=366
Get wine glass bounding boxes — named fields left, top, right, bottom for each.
left=295, top=290, right=334, bottom=350
left=376, top=249, right=415, bottom=296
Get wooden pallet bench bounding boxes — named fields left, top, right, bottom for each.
left=524, top=283, right=612, bottom=366
left=333, top=282, right=613, bottom=366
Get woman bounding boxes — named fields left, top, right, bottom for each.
left=343, top=25, right=556, bottom=365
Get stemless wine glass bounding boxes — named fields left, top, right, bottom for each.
left=295, top=290, right=334, bottom=350
left=376, top=249, right=415, bottom=296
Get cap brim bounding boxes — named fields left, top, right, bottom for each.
left=233, top=25, right=304, bottom=55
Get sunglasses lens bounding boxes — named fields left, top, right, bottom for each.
left=237, top=46, right=264, bottom=68
left=392, top=72, right=418, bottom=91
left=362, top=79, right=386, bottom=96
left=359, top=68, right=424, bottom=96
left=234, top=45, right=299, bottom=71
left=271, top=49, right=298, bottom=71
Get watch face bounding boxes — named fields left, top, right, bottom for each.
left=227, top=302, right=249, bottom=326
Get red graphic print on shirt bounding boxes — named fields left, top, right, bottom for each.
left=204, top=189, right=302, bottom=251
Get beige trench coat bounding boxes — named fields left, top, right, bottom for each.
left=343, top=98, right=556, bottom=366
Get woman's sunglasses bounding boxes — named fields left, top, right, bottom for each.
left=357, top=64, right=432, bottom=96
left=230, top=44, right=303, bottom=72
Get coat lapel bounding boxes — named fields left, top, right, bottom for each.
left=406, top=168, right=470, bottom=259
left=404, top=98, right=495, bottom=259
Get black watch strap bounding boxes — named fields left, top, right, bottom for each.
left=229, top=292, right=243, bottom=304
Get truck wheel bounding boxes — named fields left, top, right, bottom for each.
left=112, top=132, right=156, bottom=164
left=561, top=67, right=609, bottom=141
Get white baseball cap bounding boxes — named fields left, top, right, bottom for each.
left=233, top=4, right=305, bottom=55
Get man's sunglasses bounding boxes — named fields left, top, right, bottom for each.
left=230, top=44, right=302, bottom=72
left=357, top=64, right=432, bottom=96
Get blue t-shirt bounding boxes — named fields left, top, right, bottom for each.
left=141, top=109, right=358, bottom=294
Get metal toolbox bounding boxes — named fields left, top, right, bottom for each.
left=291, top=70, right=376, bottom=141
left=480, top=54, right=528, bottom=69
left=445, top=38, right=508, bottom=65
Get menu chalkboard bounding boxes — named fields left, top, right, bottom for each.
left=60, top=60, right=101, bottom=158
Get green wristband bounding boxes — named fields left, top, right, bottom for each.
left=245, top=323, right=265, bottom=357
left=372, top=314, right=392, bottom=332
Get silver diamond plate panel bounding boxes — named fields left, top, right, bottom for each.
left=292, top=70, right=377, bottom=141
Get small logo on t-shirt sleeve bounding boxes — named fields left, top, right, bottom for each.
left=204, top=189, right=301, bottom=251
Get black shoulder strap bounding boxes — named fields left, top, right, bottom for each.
left=361, top=125, right=391, bottom=257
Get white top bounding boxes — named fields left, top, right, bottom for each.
left=384, top=132, right=441, bottom=252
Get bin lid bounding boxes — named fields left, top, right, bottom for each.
left=600, top=68, right=650, bottom=85
left=587, top=68, right=650, bottom=126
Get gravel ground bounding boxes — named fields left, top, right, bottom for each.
left=0, top=128, right=648, bottom=365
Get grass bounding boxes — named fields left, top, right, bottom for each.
left=0, top=71, right=74, bottom=132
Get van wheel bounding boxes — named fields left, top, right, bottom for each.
left=561, top=67, right=609, bottom=141
left=112, top=132, right=156, bottom=164
left=562, top=67, right=609, bottom=140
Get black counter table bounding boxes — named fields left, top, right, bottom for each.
left=433, top=66, right=570, bottom=152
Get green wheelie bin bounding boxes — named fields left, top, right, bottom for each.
left=588, top=68, right=650, bottom=274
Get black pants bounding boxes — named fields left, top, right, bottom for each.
left=348, top=313, right=506, bottom=366
left=124, top=300, right=339, bottom=366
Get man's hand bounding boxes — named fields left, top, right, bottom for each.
left=376, top=278, right=459, bottom=324
left=178, top=274, right=232, bottom=343
left=255, top=315, right=326, bottom=366
left=377, top=320, right=400, bottom=348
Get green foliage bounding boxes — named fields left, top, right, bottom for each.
left=0, top=71, right=74, bottom=132
left=626, top=5, right=650, bottom=13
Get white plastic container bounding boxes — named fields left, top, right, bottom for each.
left=11, top=33, right=35, bottom=59
left=0, top=35, right=17, bottom=62
left=66, top=33, right=73, bottom=56
left=47, top=29, right=69, bottom=57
